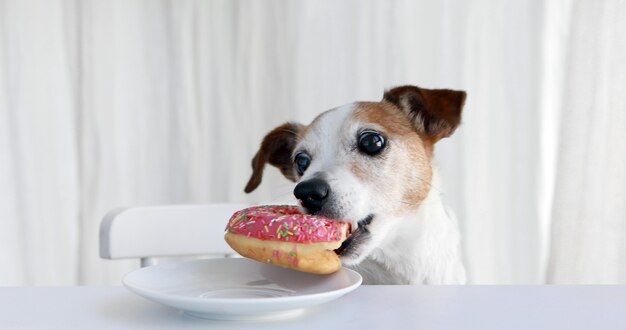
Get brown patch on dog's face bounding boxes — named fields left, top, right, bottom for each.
left=351, top=102, right=433, bottom=213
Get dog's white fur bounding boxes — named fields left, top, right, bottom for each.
left=351, top=172, right=466, bottom=284
left=294, top=103, right=465, bottom=284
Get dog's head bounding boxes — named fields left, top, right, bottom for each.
left=245, top=85, right=466, bottom=265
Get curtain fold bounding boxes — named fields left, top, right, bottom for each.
left=547, top=0, right=626, bottom=284
left=0, top=0, right=80, bottom=285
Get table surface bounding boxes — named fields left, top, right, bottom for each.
left=1, top=286, right=625, bottom=329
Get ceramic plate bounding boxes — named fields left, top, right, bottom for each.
left=123, top=258, right=362, bottom=320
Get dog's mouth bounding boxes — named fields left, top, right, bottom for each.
left=297, top=203, right=373, bottom=258
left=334, top=214, right=374, bottom=257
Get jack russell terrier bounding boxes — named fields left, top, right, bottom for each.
left=244, top=85, right=467, bottom=284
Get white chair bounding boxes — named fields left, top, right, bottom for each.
left=99, top=204, right=248, bottom=267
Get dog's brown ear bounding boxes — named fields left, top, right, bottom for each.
left=244, top=122, right=304, bottom=193
left=383, top=85, right=466, bottom=142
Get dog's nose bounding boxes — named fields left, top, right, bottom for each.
left=293, top=178, right=330, bottom=214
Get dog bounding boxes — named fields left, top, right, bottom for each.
left=244, top=85, right=467, bottom=284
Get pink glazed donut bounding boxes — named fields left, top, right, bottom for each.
left=224, top=205, right=350, bottom=274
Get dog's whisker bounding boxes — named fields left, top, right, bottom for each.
left=397, top=199, right=443, bottom=207
left=414, top=175, right=445, bottom=196
left=276, top=128, right=299, bottom=135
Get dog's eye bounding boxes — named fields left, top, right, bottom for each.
left=294, top=152, right=311, bottom=175
left=358, top=131, right=386, bottom=155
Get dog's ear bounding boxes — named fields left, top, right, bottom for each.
left=244, top=122, right=304, bottom=193
left=383, top=85, right=466, bottom=142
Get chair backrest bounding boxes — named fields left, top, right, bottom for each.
left=99, top=204, right=248, bottom=266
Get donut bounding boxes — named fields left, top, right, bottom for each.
left=224, top=205, right=350, bottom=274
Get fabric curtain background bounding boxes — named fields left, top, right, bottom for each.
left=0, top=0, right=623, bottom=285
left=546, top=0, right=626, bottom=284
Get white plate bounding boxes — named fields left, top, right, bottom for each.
left=123, top=258, right=362, bottom=320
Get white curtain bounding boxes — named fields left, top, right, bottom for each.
left=547, top=0, right=626, bottom=284
left=0, top=0, right=623, bottom=285
left=0, top=0, right=80, bottom=285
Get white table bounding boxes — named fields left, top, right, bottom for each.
left=2, top=286, right=625, bottom=329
